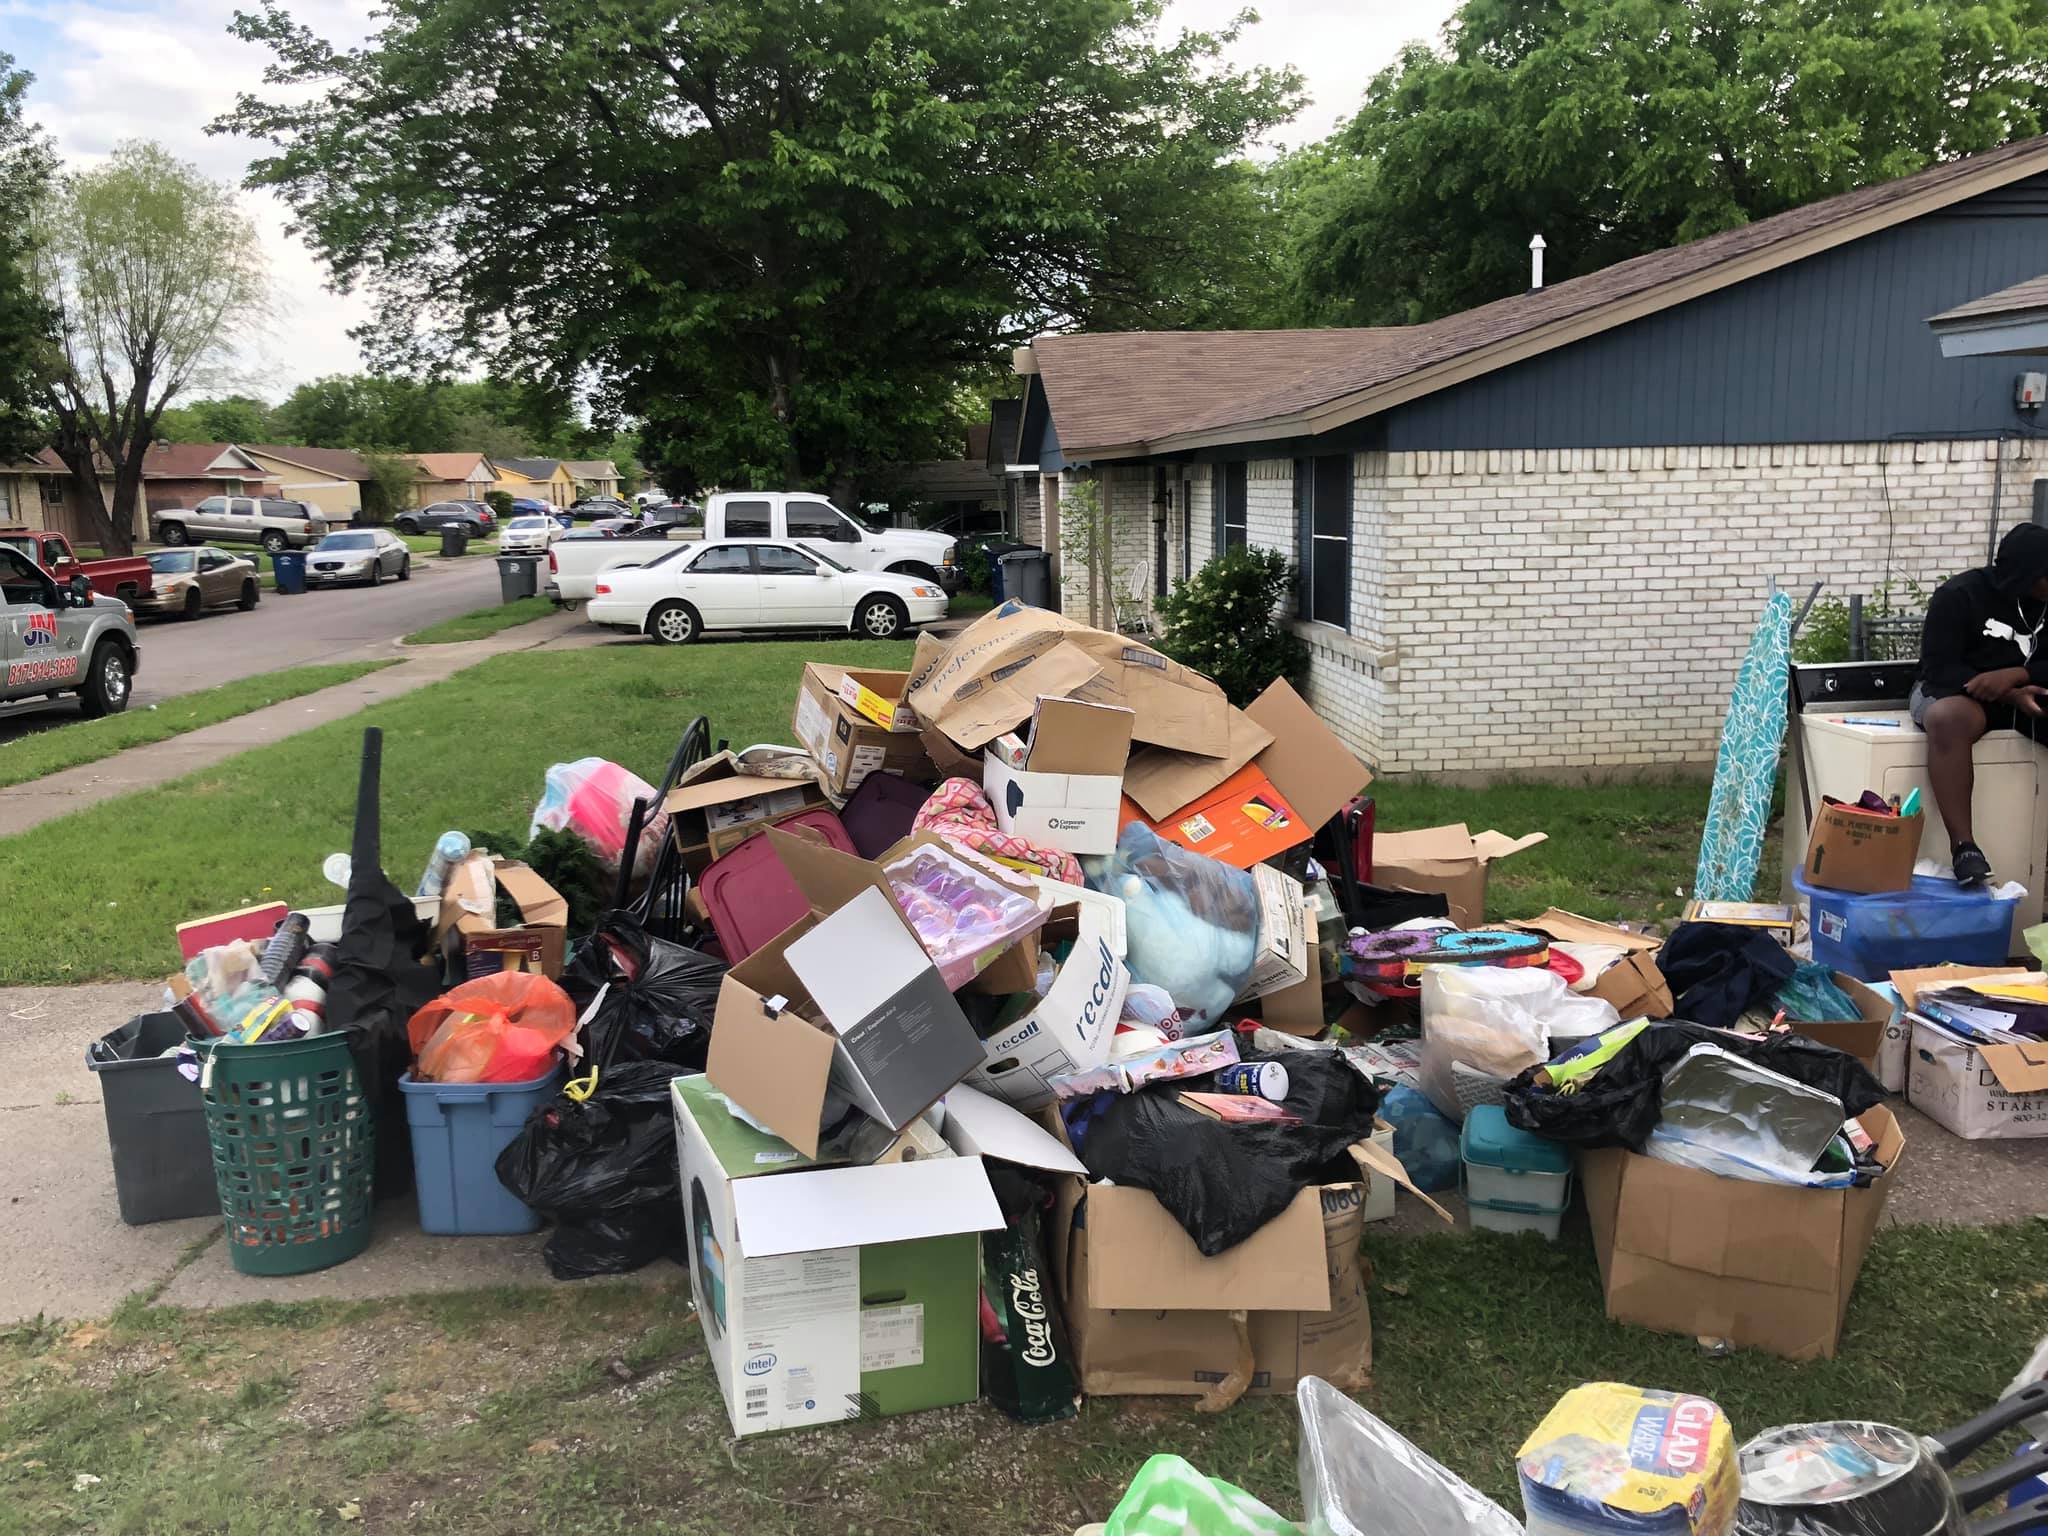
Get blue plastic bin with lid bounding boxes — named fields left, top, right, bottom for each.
left=272, top=551, right=307, bottom=594
left=1791, top=869, right=2017, bottom=981
left=401, top=1064, right=564, bottom=1235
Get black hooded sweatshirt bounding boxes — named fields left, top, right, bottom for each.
left=1918, top=523, right=2048, bottom=696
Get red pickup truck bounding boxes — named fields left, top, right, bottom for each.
left=0, top=528, right=154, bottom=605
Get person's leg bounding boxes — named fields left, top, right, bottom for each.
left=1923, top=692, right=1991, bottom=865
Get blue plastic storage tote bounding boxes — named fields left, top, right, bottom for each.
left=1791, top=870, right=2017, bottom=981
left=401, top=1065, right=564, bottom=1235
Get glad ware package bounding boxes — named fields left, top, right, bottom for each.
left=1517, top=1383, right=1738, bottom=1536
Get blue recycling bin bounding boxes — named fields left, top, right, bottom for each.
left=1792, top=869, right=2019, bottom=980
left=272, top=551, right=307, bottom=594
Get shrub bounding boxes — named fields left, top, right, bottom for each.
left=485, top=489, right=515, bottom=521
left=959, top=538, right=992, bottom=593
left=1791, top=577, right=1928, bottom=664
left=1154, top=544, right=1311, bottom=706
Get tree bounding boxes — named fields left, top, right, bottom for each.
left=0, top=56, right=56, bottom=465
left=1294, top=0, right=2048, bottom=325
left=34, top=142, right=269, bottom=553
left=357, top=448, right=419, bottom=522
left=157, top=393, right=275, bottom=444
left=269, top=373, right=455, bottom=453
left=220, top=0, right=1302, bottom=495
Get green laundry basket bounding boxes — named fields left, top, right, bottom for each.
left=201, top=1034, right=375, bottom=1276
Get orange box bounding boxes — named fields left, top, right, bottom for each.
left=1118, top=762, right=1307, bottom=869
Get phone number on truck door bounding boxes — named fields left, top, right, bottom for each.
left=7, top=655, right=80, bottom=686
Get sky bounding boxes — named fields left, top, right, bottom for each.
left=0, top=0, right=1461, bottom=398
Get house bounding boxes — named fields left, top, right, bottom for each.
left=1012, top=133, right=2048, bottom=777
left=565, top=459, right=622, bottom=499
left=495, top=456, right=578, bottom=507
left=0, top=452, right=69, bottom=534
left=1929, top=273, right=2048, bottom=358
left=412, top=452, right=501, bottom=506
left=897, top=425, right=1001, bottom=525
left=240, top=444, right=372, bottom=522
left=5, top=442, right=279, bottom=543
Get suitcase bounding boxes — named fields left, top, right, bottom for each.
left=839, top=770, right=932, bottom=859
left=697, top=808, right=855, bottom=963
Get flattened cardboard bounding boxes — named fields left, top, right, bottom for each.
left=1241, top=678, right=1375, bottom=830
left=1802, top=804, right=1922, bottom=895
left=1119, top=760, right=1308, bottom=869
left=1907, top=1016, right=2048, bottom=1139
left=1120, top=707, right=1275, bottom=821
left=1025, top=697, right=1134, bottom=776
left=1374, top=824, right=1548, bottom=928
left=1506, top=909, right=1661, bottom=953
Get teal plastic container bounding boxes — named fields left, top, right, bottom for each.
left=401, top=1065, right=564, bottom=1235
left=1461, top=1105, right=1572, bottom=1237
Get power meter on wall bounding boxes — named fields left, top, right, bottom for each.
left=2017, top=372, right=2047, bottom=410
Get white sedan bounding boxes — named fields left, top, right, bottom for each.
left=586, top=538, right=948, bottom=644
left=497, top=515, right=564, bottom=554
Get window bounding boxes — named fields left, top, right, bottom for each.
left=756, top=545, right=819, bottom=575
left=690, top=545, right=755, bottom=575
left=0, top=547, right=49, bottom=604
left=786, top=499, right=857, bottom=543
left=196, top=496, right=227, bottom=514
left=723, top=499, right=773, bottom=538
left=1217, top=462, right=1248, bottom=551
left=1294, top=454, right=1352, bottom=629
left=228, top=499, right=256, bottom=517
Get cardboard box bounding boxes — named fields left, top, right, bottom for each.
left=793, top=663, right=934, bottom=796
left=836, top=667, right=921, bottom=732
left=1785, top=974, right=1889, bottom=1072
left=673, top=1074, right=999, bottom=1438
left=1257, top=894, right=1329, bottom=1036
left=1242, top=863, right=1313, bottom=1000
left=664, top=755, right=829, bottom=866
left=1802, top=803, right=1923, bottom=895
left=1508, top=911, right=1675, bottom=1021
left=434, top=856, right=571, bottom=978
left=1374, top=824, right=1547, bottom=928
left=982, top=698, right=1133, bottom=857
left=1887, top=965, right=2025, bottom=1094
left=706, top=830, right=988, bottom=1157
left=1119, top=760, right=1306, bottom=870
left=1906, top=1015, right=2048, bottom=1140
left=1580, top=1104, right=1904, bottom=1360
left=964, top=899, right=1130, bottom=1110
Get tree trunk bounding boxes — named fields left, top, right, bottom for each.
left=47, top=429, right=128, bottom=556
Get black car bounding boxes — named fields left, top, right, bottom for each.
left=569, top=497, right=633, bottom=522
left=395, top=500, right=496, bottom=536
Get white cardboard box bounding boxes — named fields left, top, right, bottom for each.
left=964, top=900, right=1131, bottom=1110
left=980, top=697, right=1133, bottom=857
left=1907, top=1015, right=2048, bottom=1140
left=1241, top=862, right=1312, bottom=1000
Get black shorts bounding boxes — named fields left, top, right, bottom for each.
left=1910, top=682, right=2028, bottom=734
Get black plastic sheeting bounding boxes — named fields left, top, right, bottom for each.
left=560, top=913, right=724, bottom=1072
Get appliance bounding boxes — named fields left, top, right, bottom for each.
left=1783, top=661, right=2048, bottom=948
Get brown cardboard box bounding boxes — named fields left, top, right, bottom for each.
left=1120, top=679, right=1373, bottom=828
left=435, top=856, right=570, bottom=978
left=663, top=755, right=829, bottom=867
left=1373, top=824, right=1548, bottom=928
left=791, top=663, right=935, bottom=796
left=1580, top=1104, right=1904, bottom=1360
left=1787, top=974, right=1889, bottom=1071
left=1505, top=910, right=1672, bottom=1018
left=1802, top=803, right=1923, bottom=894
left=1256, top=894, right=1328, bottom=1036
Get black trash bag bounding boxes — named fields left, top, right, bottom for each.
left=1655, top=922, right=1797, bottom=1029
left=979, top=1166, right=1079, bottom=1426
left=495, top=1061, right=686, bottom=1279
left=560, top=912, right=723, bottom=1071
left=1062, top=1051, right=1381, bottom=1256
left=1503, top=1021, right=1889, bottom=1151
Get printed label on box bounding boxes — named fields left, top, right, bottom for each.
left=847, top=744, right=887, bottom=787
left=860, top=1303, right=925, bottom=1372
left=1178, top=813, right=1215, bottom=843
left=1818, top=911, right=1847, bottom=942
left=794, top=688, right=829, bottom=755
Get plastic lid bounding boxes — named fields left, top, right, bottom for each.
left=1460, top=1104, right=1572, bottom=1175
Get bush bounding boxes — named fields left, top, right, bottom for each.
left=1791, top=577, right=1927, bottom=664
left=1154, top=545, right=1311, bottom=706
left=958, top=539, right=993, bottom=593
left=485, top=490, right=514, bottom=521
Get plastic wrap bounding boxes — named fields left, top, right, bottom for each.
left=1418, top=966, right=1576, bottom=1122
left=1297, top=1375, right=1523, bottom=1536
left=1104, top=1454, right=1294, bottom=1535
left=1644, top=1044, right=1853, bottom=1187
left=528, top=757, right=668, bottom=878
left=405, top=971, right=578, bottom=1083
left=1733, top=1422, right=1962, bottom=1536
left=882, top=842, right=1048, bottom=990
left=1086, top=823, right=1261, bottom=1034
left=1518, top=1382, right=1738, bottom=1536
left=1379, top=1084, right=1461, bottom=1192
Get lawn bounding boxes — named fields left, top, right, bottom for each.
left=949, top=588, right=996, bottom=617
left=396, top=531, right=500, bottom=556
left=403, top=596, right=557, bottom=645
left=0, top=662, right=391, bottom=789
left=3, top=1220, right=2043, bottom=1534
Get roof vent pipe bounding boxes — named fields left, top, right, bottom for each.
left=1529, top=233, right=1546, bottom=291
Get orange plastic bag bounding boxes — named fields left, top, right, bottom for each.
left=407, top=972, right=578, bottom=1083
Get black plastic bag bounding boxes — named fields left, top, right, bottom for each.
left=495, top=1061, right=686, bottom=1279
left=1655, top=922, right=1797, bottom=1029
left=1503, top=1021, right=1889, bottom=1151
left=1062, top=1052, right=1381, bottom=1256
left=980, top=1167, right=1078, bottom=1425
left=560, top=913, right=724, bottom=1071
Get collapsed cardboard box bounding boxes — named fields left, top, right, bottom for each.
left=1375, top=824, right=1547, bottom=928
left=664, top=755, right=829, bottom=867
left=434, top=856, right=570, bottom=978
left=1907, top=1015, right=2048, bottom=1140
left=1505, top=910, right=1672, bottom=1020
left=1786, top=974, right=1889, bottom=1073
left=1802, top=802, right=1923, bottom=895
left=1580, top=1104, right=1904, bottom=1360
left=792, top=663, right=934, bottom=796
left=983, top=698, right=1133, bottom=857
left=1242, top=863, right=1313, bottom=1000
left=965, top=898, right=1130, bottom=1110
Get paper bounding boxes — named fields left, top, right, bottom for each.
left=730, top=1156, right=1003, bottom=1256
left=860, top=1304, right=926, bottom=1372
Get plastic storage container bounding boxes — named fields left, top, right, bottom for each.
left=271, top=550, right=307, bottom=594
left=1792, top=869, right=2019, bottom=980
left=401, top=1065, right=564, bottom=1235
left=697, top=805, right=856, bottom=963
left=86, top=1012, right=218, bottom=1225
left=1461, top=1104, right=1571, bottom=1240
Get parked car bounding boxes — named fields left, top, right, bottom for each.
left=699, top=492, right=956, bottom=588
left=497, top=515, right=564, bottom=554
left=151, top=495, right=328, bottom=553
left=306, top=529, right=411, bottom=586
left=585, top=537, right=947, bottom=644
left=0, top=528, right=154, bottom=605
left=590, top=517, right=645, bottom=538
left=131, top=547, right=260, bottom=620
left=568, top=496, right=633, bottom=521
left=0, top=544, right=139, bottom=716
left=544, top=524, right=697, bottom=603
left=507, top=497, right=553, bottom=518
left=393, top=501, right=495, bottom=537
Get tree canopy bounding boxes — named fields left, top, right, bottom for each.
left=219, top=0, right=1301, bottom=494
left=1289, top=0, right=2048, bottom=325
left=0, top=56, right=55, bottom=465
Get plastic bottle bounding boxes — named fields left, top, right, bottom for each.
left=416, top=830, right=472, bottom=899
left=322, top=853, right=352, bottom=889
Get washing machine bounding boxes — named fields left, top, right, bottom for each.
left=1782, top=662, right=2048, bottom=948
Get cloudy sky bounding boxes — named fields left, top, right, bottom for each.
left=2, top=0, right=1460, bottom=397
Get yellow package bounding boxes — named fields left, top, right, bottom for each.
left=1517, top=1383, right=1738, bottom=1535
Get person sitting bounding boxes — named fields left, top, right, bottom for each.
left=1913, top=522, right=2048, bottom=885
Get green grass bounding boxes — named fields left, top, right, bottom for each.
left=2, top=1222, right=2043, bottom=1533
left=0, top=662, right=391, bottom=789
left=0, top=638, right=914, bottom=982
left=396, top=531, right=499, bottom=556
left=948, top=589, right=995, bottom=617
left=403, top=595, right=556, bottom=645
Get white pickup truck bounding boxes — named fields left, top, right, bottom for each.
left=543, top=490, right=958, bottom=604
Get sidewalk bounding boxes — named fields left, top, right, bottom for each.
left=0, top=607, right=587, bottom=838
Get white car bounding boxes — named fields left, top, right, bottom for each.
left=585, top=538, right=947, bottom=644
left=498, top=515, right=563, bottom=554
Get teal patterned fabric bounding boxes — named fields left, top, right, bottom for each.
left=1695, top=592, right=1794, bottom=902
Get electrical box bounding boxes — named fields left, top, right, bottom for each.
left=2035, top=477, right=2048, bottom=526
left=2018, top=371, right=2047, bottom=410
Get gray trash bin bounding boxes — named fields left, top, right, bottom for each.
left=496, top=553, right=540, bottom=603
left=998, top=547, right=1052, bottom=610
left=87, top=1012, right=217, bottom=1225
left=440, top=527, right=469, bottom=557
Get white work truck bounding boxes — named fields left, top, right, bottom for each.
left=544, top=490, right=957, bottom=604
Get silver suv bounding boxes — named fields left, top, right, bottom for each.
left=153, top=495, right=328, bottom=553
left=0, top=544, right=140, bottom=716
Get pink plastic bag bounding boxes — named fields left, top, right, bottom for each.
left=529, top=757, right=668, bottom=877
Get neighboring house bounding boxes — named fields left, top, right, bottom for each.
left=1011, top=133, right=2048, bottom=778
left=565, top=459, right=622, bottom=499
left=9, top=442, right=278, bottom=543
left=1929, top=273, right=2048, bottom=358
left=495, top=456, right=578, bottom=506
left=899, top=426, right=1001, bottom=524
left=0, top=452, right=70, bottom=535
left=412, top=452, right=501, bottom=507
left=986, top=397, right=1034, bottom=537
left=240, top=444, right=372, bottom=523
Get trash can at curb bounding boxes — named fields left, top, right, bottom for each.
left=998, top=547, right=1052, bottom=610
left=496, top=553, right=540, bottom=603
left=985, top=540, right=1029, bottom=603
left=87, top=1012, right=218, bottom=1225
left=440, top=527, right=470, bottom=558
left=401, top=1066, right=564, bottom=1235
left=272, top=551, right=307, bottom=595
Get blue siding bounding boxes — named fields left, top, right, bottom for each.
left=1018, top=376, right=1067, bottom=473
left=1383, top=172, right=2048, bottom=450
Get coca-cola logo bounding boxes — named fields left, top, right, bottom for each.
left=1009, top=1268, right=1057, bottom=1368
